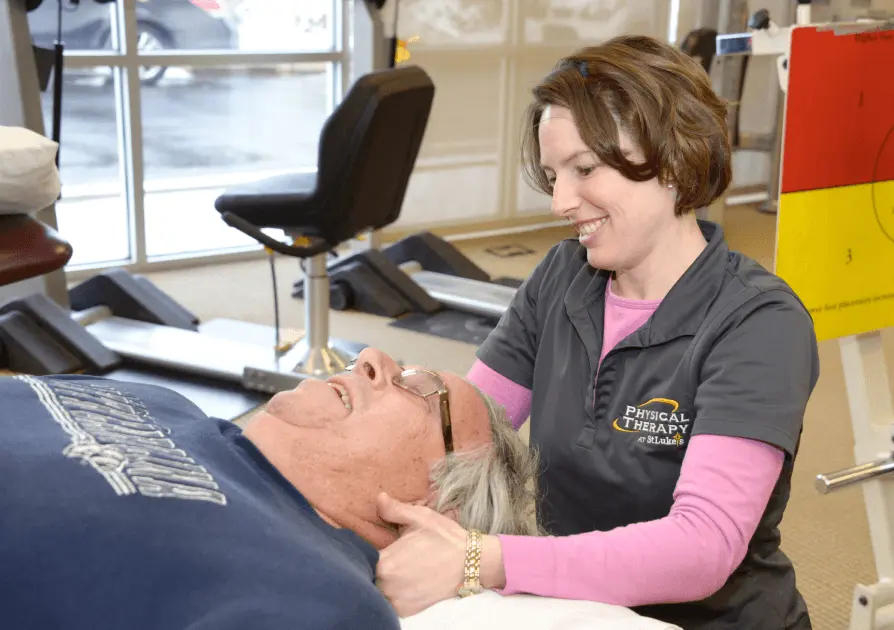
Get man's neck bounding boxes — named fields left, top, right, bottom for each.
left=612, top=216, right=707, bottom=301
left=242, top=413, right=399, bottom=550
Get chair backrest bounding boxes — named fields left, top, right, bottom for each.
left=310, top=65, right=435, bottom=244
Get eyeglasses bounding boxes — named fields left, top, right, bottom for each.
left=345, top=360, right=454, bottom=454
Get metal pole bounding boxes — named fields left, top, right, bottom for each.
left=291, top=250, right=352, bottom=377
left=305, top=253, right=330, bottom=350
left=759, top=96, right=785, bottom=214
left=759, top=0, right=809, bottom=214
left=816, top=457, right=894, bottom=494
left=715, top=0, right=750, bottom=146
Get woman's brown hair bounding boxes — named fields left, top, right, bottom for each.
left=520, top=34, right=732, bottom=215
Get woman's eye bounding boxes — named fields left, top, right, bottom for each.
left=576, top=166, right=595, bottom=176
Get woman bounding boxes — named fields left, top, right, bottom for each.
left=375, top=34, right=819, bottom=629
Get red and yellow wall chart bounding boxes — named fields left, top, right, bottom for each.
left=775, top=25, right=894, bottom=341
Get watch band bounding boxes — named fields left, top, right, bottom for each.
left=457, top=528, right=484, bottom=597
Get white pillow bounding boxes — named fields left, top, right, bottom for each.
left=401, top=591, right=682, bottom=630
left=0, top=126, right=62, bottom=215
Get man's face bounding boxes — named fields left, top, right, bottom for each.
left=261, top=348, right=493, bottom=505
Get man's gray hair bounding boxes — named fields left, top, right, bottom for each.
left=428, top=388, right=541, bottom=536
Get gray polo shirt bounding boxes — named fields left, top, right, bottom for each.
left=477, top=221, right=819, bottom=630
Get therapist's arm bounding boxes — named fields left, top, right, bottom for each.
left=480, top=434, right=784, bottom=606
left=466, top=360, right=532, bottom=430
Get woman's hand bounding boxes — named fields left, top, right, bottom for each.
left=374, top=492, right=468, bottom=617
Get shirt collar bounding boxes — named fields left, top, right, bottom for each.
left=645, top=220, right=730, bottom=344
left=564, top=220, right=730, bottom=346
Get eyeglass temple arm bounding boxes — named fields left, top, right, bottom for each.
left=440, top=394, right=454, bottom=453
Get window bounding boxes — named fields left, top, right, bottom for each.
left=231, top=0, right=337, bottom=52
left=140, top=62, right=334, bottom=258
left=27, top=1, right=115, bottom=51
left=40, top=67, right=130, bottom=267
left=26, top=0, right=344, bottom=273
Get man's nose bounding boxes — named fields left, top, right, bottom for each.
left=353, top=348, right=402, bottom=388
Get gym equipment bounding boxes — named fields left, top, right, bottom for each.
left=728, top=5, right=894, bottom=628
left=714, top=1, right=812, bottom=215
left=383, top=232, right=518, bottom=321
left=72, top=64, right=435, bottom=395
left=291, top=230, right=520, bottom=322
left=807, top=15, right=894, bottom=629
left=211, top=63, right=434, bottom=383
left=0, top=214, right=119, bottom=375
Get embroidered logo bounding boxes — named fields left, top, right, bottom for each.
left=612, top=397, right=691, bottom=447
left=17, top=375, right=227, bottom=506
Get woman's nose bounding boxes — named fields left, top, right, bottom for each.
left=550, top=179, right=579, bottom=218
left=353, top=348, right=402, bottom=388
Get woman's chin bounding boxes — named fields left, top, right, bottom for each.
left=586, top=247, right=615, bottom=270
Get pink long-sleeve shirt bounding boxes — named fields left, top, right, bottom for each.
left=465, top=278, right=784, bottom=607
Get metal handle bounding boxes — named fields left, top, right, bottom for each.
left=816, top=456, right=894, bottom=494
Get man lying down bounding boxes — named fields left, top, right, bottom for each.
left=0, top=348, right=678, bottom=630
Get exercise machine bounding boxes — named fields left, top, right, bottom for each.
left=292, top=229, right=519, bottom=322
left=0, top=214, right=121, bottom=376
left=0, top=0, right=435, bottom=418
left=69, top=63, right=435, bottom=398
left=724, top=5, right=894, bottom=628
left=714, top=1, right=812, bottom=215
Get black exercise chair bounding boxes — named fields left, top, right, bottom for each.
left=214, top=65, right=435, bottom=378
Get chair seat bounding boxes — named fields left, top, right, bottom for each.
left=214, top=172, right=318, bottom=230
left=0, top=214, right=73, bottom=288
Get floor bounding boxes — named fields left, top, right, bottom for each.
left=141, top=205, right=891, bottom=630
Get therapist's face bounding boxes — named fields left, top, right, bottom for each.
left=538, top=105, right=678, bottom=273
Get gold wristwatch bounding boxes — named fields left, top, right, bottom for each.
left=457, top=528, right=484, bottom=597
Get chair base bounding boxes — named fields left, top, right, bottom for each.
left=290, top=337, right=356, bottom=377
left=242, top=336, right=366, bottom=394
